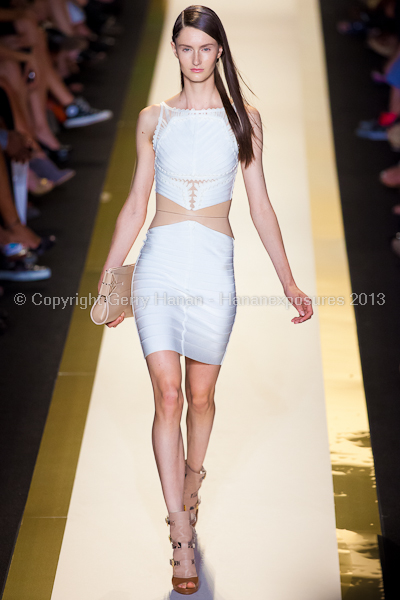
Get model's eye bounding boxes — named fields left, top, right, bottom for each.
left=203, top=47, right=211, bottom=52
left=182, top=48, right=190, bottom=52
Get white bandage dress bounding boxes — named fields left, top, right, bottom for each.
left=131, top=101, right=239, bottom=365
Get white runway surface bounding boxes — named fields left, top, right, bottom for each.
left=50, top=1, right=342, bottom=598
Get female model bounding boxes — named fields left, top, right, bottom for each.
left=98, top=5, right=313, bottom=594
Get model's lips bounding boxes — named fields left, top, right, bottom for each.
left=191, top=69, right=204, bottom=72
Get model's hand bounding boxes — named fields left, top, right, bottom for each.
left=284, top=284, right=313, bottom=324
left=97, top=268, right=126, bottom=327
left=106, top=312, right=125, bottom=328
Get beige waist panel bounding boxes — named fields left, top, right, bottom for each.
left=148, top=194, right=234, bottom=239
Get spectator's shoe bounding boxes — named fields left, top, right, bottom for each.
left=29, top=157, right=76, bottom=187
left=63, top=97, right=113, bottom=128
left=356, top=112, right=400, bottom=140
left=38, top=141, right=72, bottom=165
left=0, top=252, right=52, bottom=282
left=29, top=235, right=57, bottom=257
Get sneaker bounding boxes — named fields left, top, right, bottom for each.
left=356, top=119, right=391, bottom=140
left=63, top=96, right=113, bottom=128
left=0, top=243, right=28, bottom=258
left=356, top=113, right=400, bottom=142
left=0, top=253, right=52, bottom=281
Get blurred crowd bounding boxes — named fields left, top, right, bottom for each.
left=0, top=0, right=123, bottom=333
left=338, top=0, right=400, bottom=256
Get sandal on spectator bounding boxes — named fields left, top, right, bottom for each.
left=29, top=157, right=76, bottom=187
left=28, top=170, right=55, bottom=196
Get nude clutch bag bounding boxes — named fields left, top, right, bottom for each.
left=90, top=264, right=136, bottom=326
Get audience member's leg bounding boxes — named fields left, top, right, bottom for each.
left=0, top=64, right=33, bottom=133
left=0, top=146, right=48, bottom=248
left=16, top=21, right=76, bottom=106
left=48, top=0, right=75, bottom=36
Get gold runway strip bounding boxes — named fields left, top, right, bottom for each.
left=298, top=1, right=384, bottom=597
left=1, top=2, right=165, bottom=599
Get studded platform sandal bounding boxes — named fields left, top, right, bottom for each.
left=183, top=461, right=207, bottom=527
left=166, top=510, right=199, bottom=595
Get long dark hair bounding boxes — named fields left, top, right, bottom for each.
left=172, top=5, right=256, bottom=167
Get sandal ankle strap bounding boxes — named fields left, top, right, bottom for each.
left=171, top=540, right=195, bottom=549
left=186, top=462, right=207, bottom=478
left=170, top=558, right=195, bottom=567
left=184, top=500, right=199, bottom=510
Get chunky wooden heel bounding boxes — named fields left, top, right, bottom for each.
left=166, top=510, right=199, bottom=595
left=183, top=461, right=207, bottom=527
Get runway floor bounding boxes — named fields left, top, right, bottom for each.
left=1, top=0, right=385, bottom=599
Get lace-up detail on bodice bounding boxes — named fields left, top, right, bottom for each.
left=152, top=101, right=239, bottom=211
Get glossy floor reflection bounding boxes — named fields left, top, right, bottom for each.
left=333, top=429, right=383, bottom=599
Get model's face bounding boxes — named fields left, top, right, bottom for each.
left=171, top=26, right=222, bottom=82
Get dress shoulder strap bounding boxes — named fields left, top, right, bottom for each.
left=152, top=102, right=167, bottom=151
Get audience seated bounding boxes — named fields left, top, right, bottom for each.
left=338, top=0, right=400, bottom=257
left=0, top=0, right=123, bottom=332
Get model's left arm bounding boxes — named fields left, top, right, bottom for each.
left=241, top=106, right=313, bottom=324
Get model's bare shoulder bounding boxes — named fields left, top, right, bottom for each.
left=245, top=104, right=262, bottom=128
left=137, top=104, right=162, bottom=142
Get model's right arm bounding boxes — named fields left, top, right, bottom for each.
left=98, top=104, right=159, bottom=294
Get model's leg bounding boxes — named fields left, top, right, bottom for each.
left=146, top=350, right=197, bottom=591
left=185, top=357, right=221, bottom=472
left=146, top=350, right=185, bottom=513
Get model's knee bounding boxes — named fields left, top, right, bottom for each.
left=188, top=390, right=215, bottom=415
left=155, top=386, right=182, bottom=420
